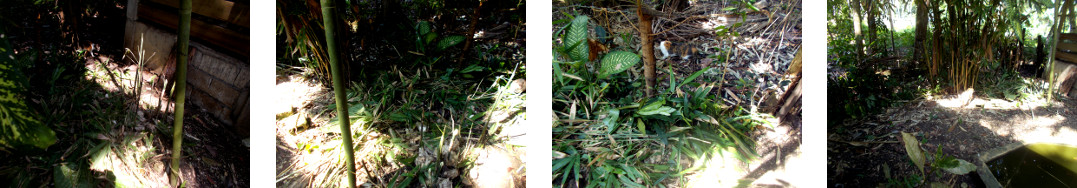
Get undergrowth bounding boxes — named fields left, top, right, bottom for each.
left=552, top=13, right=773, bottom=187
left=0, top=23, right=164, bottom=186
left=276, top=5, right=526, bottom=186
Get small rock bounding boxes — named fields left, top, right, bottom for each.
left=509, top=79, right=525, bottom=93
left=442, top=168, right=459, bottom=178
left=438, top=178, right=452, bottom=188
left=416, top=148, right=433, bottom=167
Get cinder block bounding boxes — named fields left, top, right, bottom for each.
left=186, top=66, right=214, bottom=91
left=207, top=80, right=240, bottom=107
left=190, top=89, right=234, bottom=125
left=233, top=66, right=250, bottom=88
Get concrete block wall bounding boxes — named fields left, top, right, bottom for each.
left=125, top=19, right=250, bottom=137
left=186, top=42, right=250, bottom=136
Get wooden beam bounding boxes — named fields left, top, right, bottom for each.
left=1061, top=33, right=1077, bottom=42
left=147, top=0, right=249, bottom=28
left=1057, top=41, right=1077, bottom=52
left=138, top=2, right=249, bottom=58
left=1055, top=50, right=1077, bottom=65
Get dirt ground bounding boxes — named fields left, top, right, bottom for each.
left=828, top=95, right=1077, bottom=187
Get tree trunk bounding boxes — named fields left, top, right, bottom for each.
left=865, top=0, right=878, bottom=55
left=888, top=2, right=896, bottom=57
left=170, top=0, right=191, bottom=186
left=914, top=0, right=927, bottom=64
left=322, top=0, right=357, bottom=187
left=850, top=0, right=864, bottom=59
left=638, top=0, right=656, bottom=96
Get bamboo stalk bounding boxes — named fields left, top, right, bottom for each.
left=170, top=0, right=191, bottom=186
left=1047, top=0, right=1073, bottom=102
left=321, top=0, right=357, bottom=187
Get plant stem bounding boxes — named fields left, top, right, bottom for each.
left=321, top=0, right=357, bottom=187
left=170, top=0, right=191, bottom=186
left=637, top=0, right=656, bottom=97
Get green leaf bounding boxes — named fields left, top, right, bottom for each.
left=416, top=21, right=432, bottom=35
left=566, top=15, right=590, bottom=61
left=940, top=159, right=977, bottom=175
left=0, top=31, right=57, bottom=150
left=460, top=64, right=485, bottom=73
left=598, top=51, right=641, bottom=79
left=635, top=119, right=646, bottom=135
left=424, top=32, right=438, bottom=45
left=678, top=67, right=709, bottom=89
left=436, top=35, right=465, bottom=50
left=602, top=108, right=621, bottom=134
left=637, top=100, right=676, bottom=116
left=901, top=132, right=926, bottom=175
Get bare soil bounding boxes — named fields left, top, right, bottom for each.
left=828, top=96, right=1077, bottom=187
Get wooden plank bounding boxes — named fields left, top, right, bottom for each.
left=138, top=3, right=249, bottom=57
left=1061, top=33, right=1077, bottom=42
left=147, top=0, right=249, bottom=28
left=1055, top=49, right=1077, bottom=65
left=1057, top=41, right=1077, bottom=52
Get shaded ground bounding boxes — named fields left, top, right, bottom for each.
left=828, top=95, right=1077, bottom=187
left=0, top=1, right=248, bottom=186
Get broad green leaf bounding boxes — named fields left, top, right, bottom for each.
left=941, top=159, right=977, bottom=175
left=0, top=29, right=57, bottom=150
left=424, top=32, right=438, bottom=45
left=901, top=132, right=926, bottom=175
left=416, top=21, right=432, bottom=35
left=436, top=35, right=465, bottom=50
left=566, top=15, right=590, bottom=61
left=598, top=51, right=641, bottom=79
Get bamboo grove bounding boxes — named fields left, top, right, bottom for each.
left=831, top=0, right=1054, bottom=93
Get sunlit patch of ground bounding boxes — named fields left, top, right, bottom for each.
left=684, top=118, right=803, bottom=188
left=83, top=54, right=175, bottom=114
left=275, top=68, right=526, bottom=187
left=80, top=52, right=248, bottom=187
left=87, top=133, right=169, bottom=187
